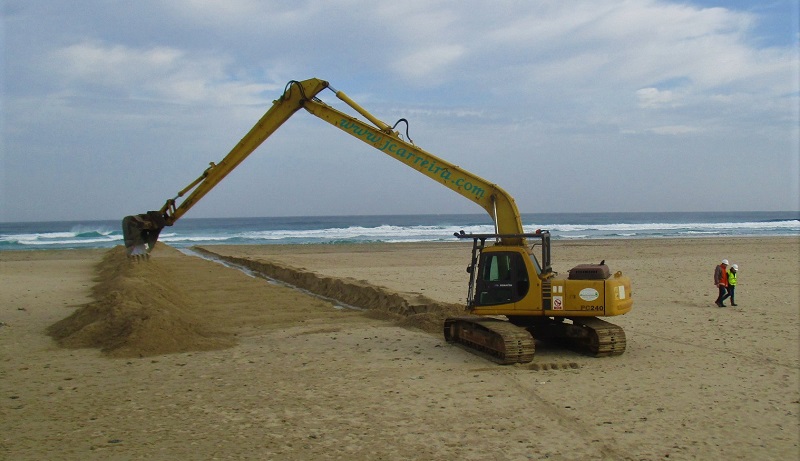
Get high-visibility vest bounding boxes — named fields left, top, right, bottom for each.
left=728, top=270, right=737, bottom=286
left=715, top=264, right=729, bottom=286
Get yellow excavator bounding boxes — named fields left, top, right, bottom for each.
left=122, top=78, right=632, bottom=363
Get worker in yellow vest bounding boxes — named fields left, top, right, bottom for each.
left=728, top=264, right=738, bottom=306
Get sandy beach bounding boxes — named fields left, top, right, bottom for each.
left=2, top=237, right=798, bottom=460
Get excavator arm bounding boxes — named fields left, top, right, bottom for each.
left=122, top=78, right=328, bottom=255
left=122, top=78, right=525, bottom=255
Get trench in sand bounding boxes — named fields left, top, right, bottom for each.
left=190, top=247, right=464, bottom=318
left=178, top=248, right=366, bottom=311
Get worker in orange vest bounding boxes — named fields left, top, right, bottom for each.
left=714, top=259, right=730, bottom=307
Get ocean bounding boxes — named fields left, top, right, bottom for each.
left=1, top=211, right=798, bottom=252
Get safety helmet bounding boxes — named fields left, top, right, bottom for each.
left=722, top=259, right=729, bottom=265
left=732, top=264, right=738, bottom=270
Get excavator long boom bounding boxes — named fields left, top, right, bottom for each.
left=123, top=78, right=525, bottom=255
left=302, top=95, right=524, bottom=240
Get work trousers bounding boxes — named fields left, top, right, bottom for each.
left=715, top=285, right=730, bottom=305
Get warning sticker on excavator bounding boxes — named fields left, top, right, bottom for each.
left=553, top=296, right=563, bottom=310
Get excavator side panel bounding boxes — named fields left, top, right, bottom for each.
left=604, top=276, right=633, bottom=316
left=562, top=279, right=606, bottom=315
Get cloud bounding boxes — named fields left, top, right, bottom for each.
left=2, top=0, right=798, bottom=221
left=648, top=125, right=703, bottom=135
left=636, top=87, right=682, bottom=108
left=51, top=41, right=277, bottom=106
left=392, top=45, right=466, bottom=83
left=480, top=2, right=784, bottom=94
left=54, top=42, right=183, bottom=86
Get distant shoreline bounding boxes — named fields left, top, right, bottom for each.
left=2, top=212, right=798, bottom=251
left=1, top=234, right=800, bottom=253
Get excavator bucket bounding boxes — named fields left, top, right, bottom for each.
left=122, top=211, right=166, bottom=256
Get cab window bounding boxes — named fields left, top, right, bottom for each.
left=476, top=252, right=529, bottom=306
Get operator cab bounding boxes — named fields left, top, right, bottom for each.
left=455, top=230, right=551, bottom=308
left=475, top=251, right=529, bottom=305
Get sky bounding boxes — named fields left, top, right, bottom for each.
left=1, top=0, right=799, bottom=222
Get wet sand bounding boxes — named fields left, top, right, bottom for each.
left=1, top=237, right=798, bottom=460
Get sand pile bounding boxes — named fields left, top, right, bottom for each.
left=47, top=244, right=463, bottom=358
left=47, top=246, right=234, bottom=357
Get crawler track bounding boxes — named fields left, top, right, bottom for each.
left=531, top=317, right=626, bottom=357
left=564, top=317, right=627, bottom=357
left=446, top=316, right=626, bottom=363
left=443, top=317, right=535, bottom=364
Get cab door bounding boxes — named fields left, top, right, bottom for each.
left=474, top=251, right=529, bottom=308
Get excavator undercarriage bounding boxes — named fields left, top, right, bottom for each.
left=444, top=317, right=536, bottom=364
left=444, top=316, right=626, bottom=364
